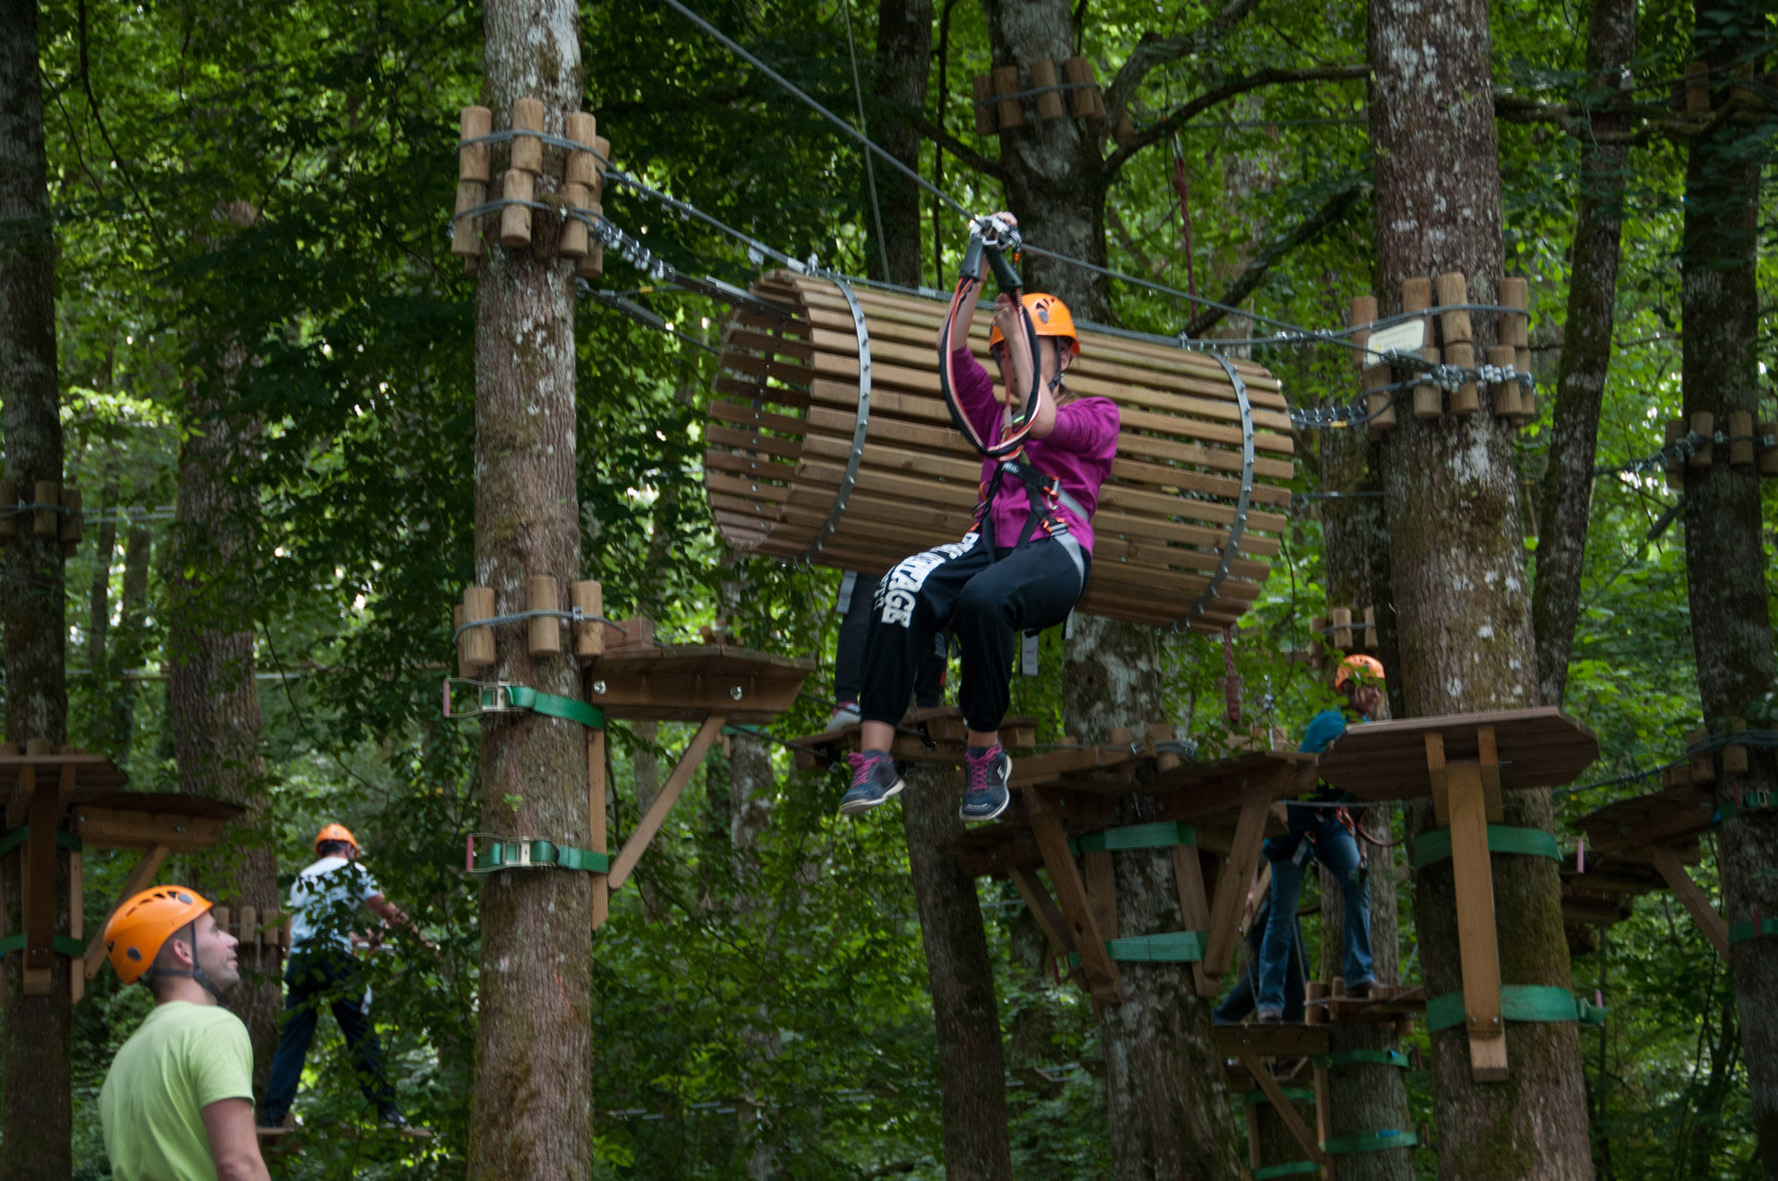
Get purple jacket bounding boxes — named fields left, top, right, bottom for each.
left=952, top=348, right=1119, bottom=556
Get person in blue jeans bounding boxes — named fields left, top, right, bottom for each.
left=1254, top=654, right=1385, bottom=1021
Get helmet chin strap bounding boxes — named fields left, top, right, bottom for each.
left=148, top=923, right=227, bottom=1000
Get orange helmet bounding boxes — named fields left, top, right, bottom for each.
left=987, top=293, right=1080, bottom=356
left=104, top=885, right=213, bottom=985
left=315, top=823, right=359, bottom=855
left=1334, top=654, right=1386, bottom=691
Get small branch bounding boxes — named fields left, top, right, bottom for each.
left=1181, top=179, right=1366, bottom=338
left=1103, top=64, right=1369, bottom=176
left=1104, top=0, right=1267, bottom=130
left=906, top=113, right=1006, bottom=181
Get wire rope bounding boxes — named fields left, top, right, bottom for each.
left=837, top=0, right=889, bottom=270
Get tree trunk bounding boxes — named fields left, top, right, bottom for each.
left=107, top=520, right=152, bottom=757
left=1677, top=5, right=1778, bottom=1169
left=868, top=0, right=933, bottom=286
left=0, top=0, right=71, bottom=1172
left=900, top=764, right=1014, bottom=1180
left=88, top=474, right=120, bottom=677
left=468, top=4, right=592, bottom=1176
left=166, top=390, right=282, bottom=1094
left=1529, top=0, right=1636, bottom=708
left=1367, top=0, right=1594, bottom=1175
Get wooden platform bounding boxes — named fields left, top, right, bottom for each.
left=958, top=749, right=1319, bottom=1007
left=585, top=641, right=813, bottom=724
left=1570, top=782, right=1726, bottom=956
left=789, top=706, right=1041, bottom=770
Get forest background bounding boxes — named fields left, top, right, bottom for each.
left=0, top=0, right=1774, bottom=1177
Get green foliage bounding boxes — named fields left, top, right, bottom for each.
left=2, top=0, right=1771, bottom=1175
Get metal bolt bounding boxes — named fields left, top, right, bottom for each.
left=731, top=686, right=744, bottom=700
left=592, top=680, right=606, bottom=695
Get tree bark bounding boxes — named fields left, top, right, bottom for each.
left=166, top=385, right=282, bottom=1094
left=88, top=474, right=120, bottom=677
left=107, top=520, right=152, bottom=756
left=1529, top=0, right=1636, bottom=708
left=1677, top=4, right=1778, bottom=1169
left=469, top=4, right=592, bottom=1176
left=1367, top=0, right=1594, bottom=1176
left=900, top=764, right=1013, bottom=1180
left=0, top=0, right=72, bottom=1170
left=867, top=0, right=933, bottom=286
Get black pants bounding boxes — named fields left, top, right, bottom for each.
left=859, top=533, right=1086, bottom=735
left=834, top=573, right=946, bottom=708
left=261, top=947, right=396, bottom=1124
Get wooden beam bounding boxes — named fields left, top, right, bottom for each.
left=1313, top=1061, right=1333, bottom=1180
left=588, top=729, right=609, bottom=930
left=1083, top=849, right=1118, bottom=940
left=1447, top=761, right=1508, bottom=1081
left=24, top=766, right=57, bottom=986
left=608, top=714, right=725, bottom=891
left=1425, top=732, right=1449, bottom=826
left=74, top=808, right=228, bottom=853
left=1477, top=724, right=1504, bottom=823
left=1009, top=865, right=1076, bottom=957
left=1647, top=843, right=1730, bottom=959
left=1172, top=844, right=1215, bottom=996
left=1023, top=787, right=1122, bottom=1003
left=70, top=848, right=83, bottom=1004
left=85, top=844, right=173, bottom=979
left=1235, top=1049, right=1329, bottom=1167
left=1203, top=783, right=1275, bottom=983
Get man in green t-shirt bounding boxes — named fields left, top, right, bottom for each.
left=99, top=884, right=270, bottom=1181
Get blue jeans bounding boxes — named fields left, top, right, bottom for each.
left=261, top=947, right=396, bottom=1125
left=1256, top=804, right=1373, bottom=1013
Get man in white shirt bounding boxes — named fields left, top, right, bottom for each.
left=259, top=824, right=422, bottom=1129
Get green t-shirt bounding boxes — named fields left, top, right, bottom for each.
left=100, top=1001, right=255, bottom=1181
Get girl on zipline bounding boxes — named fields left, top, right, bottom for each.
left=842, top=213, right=1119, bottom=822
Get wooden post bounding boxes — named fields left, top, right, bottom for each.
left=1435, top=272, right=1472, bottom=345
left=1489, top=345, right=1523, bottom=419
left=971, top=75, right=997, bottom=135
left=1030, top=59, right=1064, bottom=120
left=460, top=106, right=492, bottom=182
left=1203, top=785, right=1275, bottom=985
left=564, top=112, right=599, bottom=185
left=570, top=580, right=604, bottom=661
left=1413, top=345, right=1442, bottom=419
left=1446, top=760, right=1507, bottom=1081
left=1498, top=276, right=1529, bottom=350
left=526, top=575, right=560, bottom=657
left=1446, top=342, right=1478, bottom=415
left=588, top=728, right=608, bottom=929
left=461, top=586, right=495, bottom=670
left=1171, top=844, right=1215, bottom=996
left=1306, top=979, right=1328, bottom=1025
left=1083, top=849, right=1117, bottom=940
left=510, top=97, right=545, bottom=175
left=991, top=66, right=1023, bottom=130
left=1024, top=787, right=1122, bottom=1003
left=499, top=169, right=534, bottom=248
left=1330, top=607, right=1353, bottom=650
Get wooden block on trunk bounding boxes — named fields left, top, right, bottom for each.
left=992, top=66, right=1023, bottom=130
left=1446, top=342, right=1478, bottom=415
left=1685, top=60, right=1711, bottom=113
left=1499, top=276, right=1529, bottom=347
left=1330, top=607, right=1353, bottom=650
left=565, top=112, right=600, bottom=186
left=1728, top=411, right=1755, bottom=468
left=527, top=575, right=561, bottom=657
left=0, top=480, right=15, bottom=541
left=1030, top=59, right=1065, bottom=120
left=510, top=97, right=545, bottom=174
left=1489, top=345, right=1523, bottom=420
left=559, top=183, right=590, bottom=258
left=1350, top=295, right=1377, bottom=367
left=1687, top=727, right=1715, bottom=784
left=1362, top=605, right=1378, bottom=650
left=459, top=106, right=491, bottom=182
left=1664, top=419, right=1688, bottom=490
left=1435, top=272, right=1471, bottom=345
left=571, top=580, right=605, bottom=660
left=1688, top=413, right=1714, bottom=469
left=971, top=75, right=997, bottom=135
left=453, top=181, right=486, bottom=258
left=1761, top=422, right=1778, bottom=476
left=461, top=586, right=495, bottom=670
left=1413, top=345, right=1442, bottom=418
left=34, top=481, right=58, bottom=536
left=499, top=170, right=533, bottom=248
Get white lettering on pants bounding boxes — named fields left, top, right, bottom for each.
left=877, top=534, right=978, bottom=628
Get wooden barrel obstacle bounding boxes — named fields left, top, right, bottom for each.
left=703, top=271, right=1294, bottom=633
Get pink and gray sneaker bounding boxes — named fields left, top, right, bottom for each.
left=960, top=744, right=1011, bottom=822
left=840, top=749, right=903, bottom=816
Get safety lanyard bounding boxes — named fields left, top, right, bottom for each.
left=937, top=216, right=1043, bottom=459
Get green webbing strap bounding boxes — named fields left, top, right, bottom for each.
left=1104, top=930, right=1208, bottom=963
left=1411, top=824, right=1559, bottom=869
left=445, top=679, right=606, bottom=729
left=1071, top=821, right=1196, bottom=855
left=1241, top=1087, right=1316, bottom=1106
left=1322, top=1129, right=1418, bottom=1155
left=0, top=828, right=84, bottom=859
left=1728, top=917, right=1778, bottom=945
left=1252, top=1162, right=1321, bottom=1178
left=466, top=835, right=610, bottom=876
left=1315, top=1049, right=1409, bottom=1069
left=1426, top=986, right=1607, bottom=1032
left=1720, top=787, right=1777, bottom=820
left=0, top=934, right=88, bottom=958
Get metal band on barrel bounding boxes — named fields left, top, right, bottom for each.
left=1175, top=351, right=1254, bottom=631
left=801, top=273, right=872, bottom=560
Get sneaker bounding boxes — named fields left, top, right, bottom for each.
left=825, top=701, right=862, bottom=732
left=840, top=750, right=903, bottom=815
left=1255, top=1008, right=1284, bottom=1024
left=960, top=744, right=1012, bottom=822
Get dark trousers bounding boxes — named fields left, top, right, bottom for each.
left=834, top=573, right=946, bottom=708
left=261, top=947, right=396, bottom=1124
left=859, top=533, right=1085, bottom=735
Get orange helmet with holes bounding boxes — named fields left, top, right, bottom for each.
left=987, top=293, right=1080, bottom=356
left=1334, top=654, right=1386, bottom=691
left=315, top=823, right=359, bottom=855
left=104, top=885, right=213, bottom=985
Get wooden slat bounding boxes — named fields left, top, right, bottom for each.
left=1203, top=782, right=1277, bottom=982
left=1647, top=843, right=1729, bottom=959
left=589, top=729, right=609, bottom=931
left=1024, top=787, right=1122, bottom=1002
left=1173, top=844, right=1215, bottom=996
left=1237, top=1050, right=1330, bottom=1167
left=1446, top=762, right=1508, bottom=1082
left=607, top=715, right=726, bottom=890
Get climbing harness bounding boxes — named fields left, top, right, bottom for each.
left=938, top=214, right=1044, bottom=459
left=974, top=457, right=1088, bottom=587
